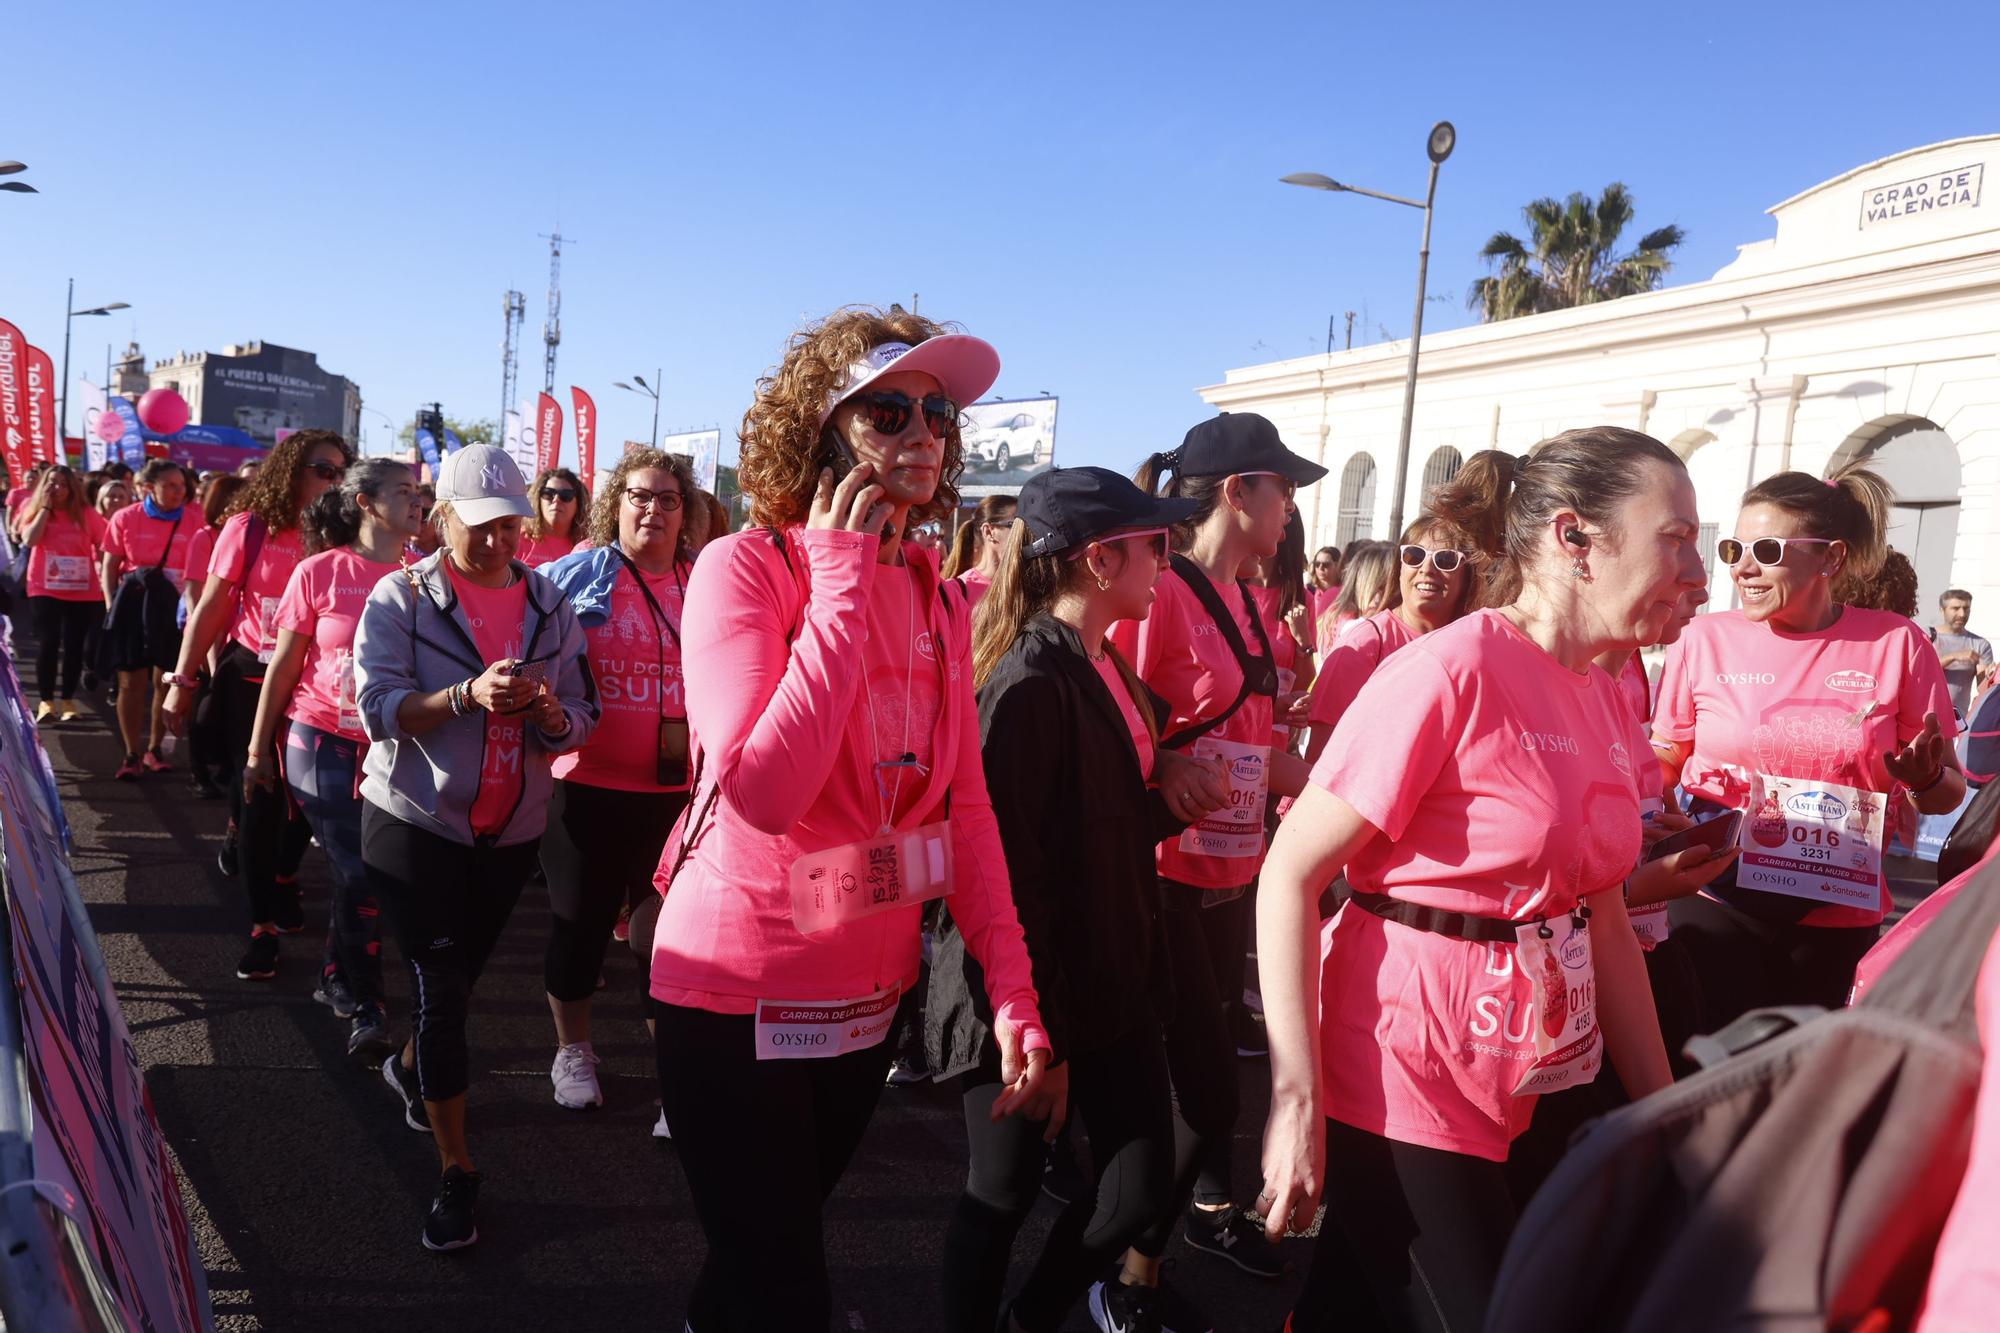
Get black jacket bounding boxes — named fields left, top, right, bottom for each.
left=925, top=614, right=1183, bottom=1076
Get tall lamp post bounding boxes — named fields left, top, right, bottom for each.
left=612, top=370, right=663, bottom=446
left=59, top=279, right=131, bottom=443
left=1283, top=120, right=1456, bottom=541
left=358, top=404, right=398, bottom=458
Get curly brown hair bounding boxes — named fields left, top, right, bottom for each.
left=528, top=467, right=591, bottom=541
left=221, top=428, right=354, bottom=533
left=737, top=306, right=969, bottom=529
left=1833, top=546, right=1919, bottom=619
left=586, top=448, right=704, bottom=557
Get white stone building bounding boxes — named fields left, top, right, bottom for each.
left=1200, top=136, right=1999, bottom=621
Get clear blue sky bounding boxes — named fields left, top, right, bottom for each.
left=3, top=0, right=1994, bottom=477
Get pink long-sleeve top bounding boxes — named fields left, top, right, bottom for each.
left=648, top=524, right=1047, bottom=1050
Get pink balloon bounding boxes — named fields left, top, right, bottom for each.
left=137, top=387, right=190, bottom=435
left=93, top=409, right=124, bottom=444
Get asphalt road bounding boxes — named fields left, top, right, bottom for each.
left=33, top=641, right=1949, bottom=1333
left=38, top=672, right=1301, bottom=1333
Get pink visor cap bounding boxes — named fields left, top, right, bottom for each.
left=816, top=334, right=1002, bottom=428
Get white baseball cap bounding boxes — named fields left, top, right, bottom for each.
left=435, top=444, right=533, bottom=526
left=816, top=334, right=1002, bottom=428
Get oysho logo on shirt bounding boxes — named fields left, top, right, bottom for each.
left=1825, top=669, right=1878, bottom=694
left=1716, top=671, right=1777, bottom=685
left=1519, top=731, right=1580, bottom=756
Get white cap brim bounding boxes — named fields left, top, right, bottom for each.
left=818, top=333, right=1002, bottom=427
left=448, top=495, right=534, bottom=526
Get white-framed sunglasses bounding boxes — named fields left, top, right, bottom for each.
left=1398, top=544, right=1475, bottom=573
left=1717, top=536, right=1837, bottom=567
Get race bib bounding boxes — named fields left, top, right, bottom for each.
left=257, top=595, right=282, bottom=663
left=788, top=819, right=953, bottom=935
left=1736, top=773, right=1885, bottom=909
left=43, top=554, right=89, bottom=591
left=1177, top=736, right=1270, bottom=858
left=1628, top=905, right=1669, bottom=951
left=753, top=984, right=901, bottom=1061
left=1511, top=912, right=1601, bottom=1096
left=334, top=648, right=362, bottom=734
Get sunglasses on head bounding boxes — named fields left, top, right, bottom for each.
left=1717, top=536, right=1836, bottom=567
left=624, top=486, right=684, bottom=513
left=1072, top=527, right=1169, bottom=562
left=543, top=487, right=578, bottom=504
left=853, top=389, right=958, bottom=438
left=305, top=461, right=345, bottom=483
left=1399, top=544, right=1472, bottom=572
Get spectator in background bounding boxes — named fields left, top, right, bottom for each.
left=410, top=485, right=441, bottom=559
left=520, top=468, right=590, bottom=567
left=94, top=476, right=133, bottom=520
left=1308, top=546, right=1342, bottom=622
left=1934, top=589, right=1995, bottom=722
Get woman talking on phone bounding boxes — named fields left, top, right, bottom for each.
left=353, top=444, right=596, bottom=1252
left=648, top=308, right=1054, bottom=1330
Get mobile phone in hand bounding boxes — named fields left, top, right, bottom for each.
left=1645, top=810, right=1744, bottom=863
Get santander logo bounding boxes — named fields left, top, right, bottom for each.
left=1825, top=669, right=1877, bottom=694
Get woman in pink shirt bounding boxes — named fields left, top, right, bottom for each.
left=182, top=473, right=249, bottom=801
left=1313, top=539, right=1395, bottom=656
left=941, top=493, right=1017, bottom=608
left=1652, top=466, right=1963, bottom=1029
left=1309, top=545, right=1342, bottom=622
left=18, top=466, right=108, bottom=724
left=1303, top=514, right=1483, bottom=764
left=517, top=467, right=588, bottom=567
left=1101, top=412, right=1324, bottom=1318
left=237, top=460, right=418, bottom=1035
left=648, top=309, right=1054, bottom=1331
left=97, top=459, right=204, bottom=780
left=164, top=432, right=350, bottom=962
left=1257, top=428, right=1728, bottom=1333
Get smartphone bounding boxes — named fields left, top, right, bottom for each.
left=817, top=425, right=858, bottom=485
left=1645, top=809, right=1744, bottom=863
left=508, top=658, right=550, bottom=687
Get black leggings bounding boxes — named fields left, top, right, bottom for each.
left=29, top=597, right=97, bottom=702
left=363, top=804, right=538, bottom=1102
left=1292, top=1118, right=1520, bottom=1333
left=655, top=1001, right=892, bottom=1332
left=221, top=642, right=309, bottom=923
left=1124, top=881, right=1243, bottom=1257
left=942, top=1025, right=1175, bottom=1333
left=1664, top=892, right=1877, bottom=1032
left=539, top=780, right=685, bottom=1002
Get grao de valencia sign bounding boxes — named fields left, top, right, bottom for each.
left=1860, top=163, right=1983, bottom=229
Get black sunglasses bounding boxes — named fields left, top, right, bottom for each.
left=305, top=461, right=346, bottom=483
left=543, top=487, right=578, bottom=504
left=853, top=389, right=958, bottom=438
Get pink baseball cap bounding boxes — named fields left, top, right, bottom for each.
left=816, top=334, right=1002, bottom=428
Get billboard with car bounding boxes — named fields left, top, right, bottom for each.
left=959, top=396, right=1057, bottom=497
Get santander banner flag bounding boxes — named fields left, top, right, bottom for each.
left=0, top=318, right=29, bottom=483
left=570, top=386, right=597, bottom=479
left=535, top=392, right=562, bottom=476
left=24, top=345, right=58, bottom=465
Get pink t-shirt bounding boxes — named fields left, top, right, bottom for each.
left=554, top=560, right=690, bottom=791
left=276, top=549, right=401, bottom=741
left=208, top=513, right=306, bottom=657
left=25, top=509, right=107, bottom=602
left=1092, top=651, right=1155, bottom=779
left=1308, top=609, right=1419, bottom=728
left=1653, top=607, right=1956, bottom=928
left=1617, top=653, right=1652, bottom=726
left=447, top=563, right=530, bottom=837
left=519, top=533, right=577, bottom=568
left=1311, top=610, right=1645, bottom=1160
left=184, top=524, right=217, bottom=590
left=100, top=504, right=203, bottom=589
left=863, top=563, right=943, bottom=827
left=1111, top=567, right=1276, bottom=890
left=5, top=486, right=30, bottom=531
left=956, top=567, right=992, bottom=610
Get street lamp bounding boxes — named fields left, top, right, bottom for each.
left=1283, top=119, right=1456, bottom=541
left=612, top=370, right=663, bottom=447
left=358, top=404, right=398, bottom=458
left=0, top=160, right=34, bottom=194
left=59, top=278, right=131, bottom=443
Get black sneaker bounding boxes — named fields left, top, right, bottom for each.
left=271, top=884, right=306, bottom=934
left=1042, top=1133, right=1086, bottom=1206
left=234, top=931, right=279, bottom=981
left=1089, top=1279, right=1161, bottom=1333
left=314, top=972, right=360, bottom=1018
left=1150, top=1269, right=1214, bottom=1333
left=347, top=1006, right=394, bottom=1061
left=216, top=827, right=239, bottom=879
left=1232, top=1004, right=1269, bottom=1058
left=1183, top=1204, right=1286, bottom=1279
left=381, top=1052, right=432, bottom=1134
left=190, top=775, right=225, bottom=800
left=421, top=1166, right=480, bottom=1252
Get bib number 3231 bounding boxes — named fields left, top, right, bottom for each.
left=1737, top=773, right=1885, bottom=909
left=789, top=819, right=953, bottom=936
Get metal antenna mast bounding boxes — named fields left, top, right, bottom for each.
left=537, top=230, right=570, bottom=394
left=501, top=290, right=526, bottom=428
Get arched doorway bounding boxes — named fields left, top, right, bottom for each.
left=1827, top=417, right=1961, bottom=616
left=1335, top=453, right=1377, bottom=547
left=1420, top=446, right=1464, bottom=503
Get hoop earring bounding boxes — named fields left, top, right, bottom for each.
left=1095, top=574, right=1112, bottom=592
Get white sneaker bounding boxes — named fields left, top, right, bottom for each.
left=652, top=1107, right=672, bottom=1140
left=550, top=1042, right=603, bottom=1110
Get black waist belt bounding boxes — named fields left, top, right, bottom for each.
left=1348, top=891, right=1527, bottom=944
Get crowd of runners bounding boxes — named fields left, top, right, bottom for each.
left=5, top=303, right=2000, bottom=1333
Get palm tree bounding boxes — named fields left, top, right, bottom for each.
left=1468, top=183, right=1685, bottom=321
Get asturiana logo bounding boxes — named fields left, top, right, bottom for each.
left=1785, top=789, right=1848, bottom=821
left=1825, top=669, right=1877, bottom=694
left=1607, top=741, right=1632, bottom=776
left=1229, top=754, right=1263, bottom=782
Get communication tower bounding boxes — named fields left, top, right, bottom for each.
left=501, top=290, right=526, bottom=427
left=538, top=230, right=571, bottom=394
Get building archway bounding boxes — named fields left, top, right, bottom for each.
left=1826, top=416, right=1961, bottom=615
left=1335, top=453, right=1377, bottom=548
left=1420, top=445, right=1464, bottom=503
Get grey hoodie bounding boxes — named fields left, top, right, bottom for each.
left=353, top=552, right=597, bottom=846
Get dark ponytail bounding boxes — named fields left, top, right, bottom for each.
left=942, top=494, right=1018, bottom=579
left=1133, top=447, right=1226, bottom=552
left=1742, top=463, right=1893, bottom=580
left=305, top=458, right=413, bottom=555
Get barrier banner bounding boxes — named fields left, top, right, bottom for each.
left=0, top=318, right=28, bottom=483
left=535, top=393, right=562, bottom=476
left=570, top=387, right=596, bottom=480
left=108, top=397, right=146, bottom=468
left=0, top=639, right=211, bottom=1332
left=24, top=345, right=58, bottom=466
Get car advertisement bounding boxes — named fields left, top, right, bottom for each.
left=959, top=396, right=1057, bottom=497
left=661, top=429, right=724, bottom=495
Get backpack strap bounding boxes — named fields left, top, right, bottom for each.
left=1159, top=554, right=1279, bottom=751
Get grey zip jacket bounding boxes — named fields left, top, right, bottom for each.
left=353, top=552, right=598, bottom=846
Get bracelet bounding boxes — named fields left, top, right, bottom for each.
left=163, top=671, right=200, bottom=690
left=1907, top=763, right=1948, bottom=796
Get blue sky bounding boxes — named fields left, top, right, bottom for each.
left=2, top=0, right=1993, bottom=477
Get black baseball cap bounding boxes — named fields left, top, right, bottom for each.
left=1175, top=412, right=1328, bottom=486
left=1020, top=466, right=1200, bottom=558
